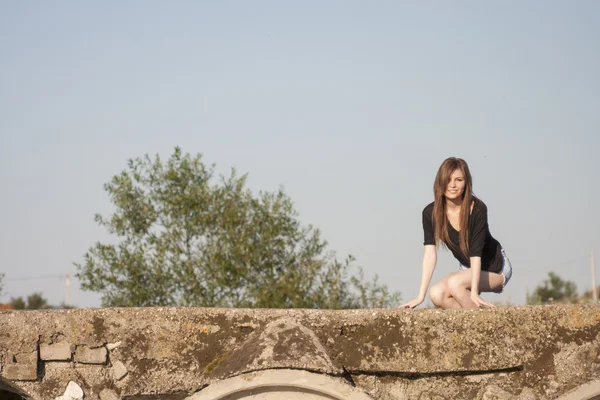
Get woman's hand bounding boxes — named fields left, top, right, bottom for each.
left=470, top=293, right=496, bottom=309
left=398, top=297, right=424, bottom=309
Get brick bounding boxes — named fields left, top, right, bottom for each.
left=14, top=351, right=37, bottom=364
left=40, top=342, right=72, bottom=361
left=2, top=350, right=38, bottom=381
left=113, top=360, right=128, bottom=380
left=74, top=346, right=107, bottom=364
left=3, top=364, right=37, bottom=380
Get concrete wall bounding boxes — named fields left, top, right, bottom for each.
left=0, top=305, right=599, bottom=399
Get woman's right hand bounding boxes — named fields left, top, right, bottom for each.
left=398, top=297, right=424, bottom=309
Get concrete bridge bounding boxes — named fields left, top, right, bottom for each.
left=1, top=305, right=599, bottom=399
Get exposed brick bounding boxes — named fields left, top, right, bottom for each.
left=3, top=364, right=37, bottom=381
left=1, top=350, right=39, bottom=381
left=40, top=342, right=72, bottom=361
left=14, top=351, right=37, bottom=365
left=74, top=346, right=107, bottom=364
left=113, top=360, right=128, bottom=380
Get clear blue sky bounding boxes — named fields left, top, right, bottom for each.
left=1, top=1, right=599, bottom=308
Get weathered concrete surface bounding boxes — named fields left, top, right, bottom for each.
left=209, top=317, right=343, bottom=378
left=0, top=305, right=599, bottom=399
left=98, top=388, right=120, bottom=400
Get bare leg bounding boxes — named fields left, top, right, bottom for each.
left=429, top=272, right=464, bottom=309
left=447, top=269, right=504, bottom=309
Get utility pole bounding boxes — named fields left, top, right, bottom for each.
left=592, top=249, right=597, bottom=303
left=65, top=273, right=71, bottom=308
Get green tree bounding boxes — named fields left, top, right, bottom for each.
left=10, top=292, right=52, bottom=310
left=76, top=148, right=400, bottom=308
left=526, top=272, right=578, bottom=305
left=10, top=297, right=25, bottom=310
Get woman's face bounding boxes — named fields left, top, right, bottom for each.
left=445, top=169, right=465, bottom=200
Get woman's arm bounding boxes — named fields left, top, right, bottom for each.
left=469, top=256, right=496, bottom=309
left=400, top=245, right=437, bottom=309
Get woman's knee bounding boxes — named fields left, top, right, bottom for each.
left=429, top=284, right=447, bottom=306
left=447, top=275, right=468, bottom=297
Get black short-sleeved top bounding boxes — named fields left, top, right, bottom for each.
left=422, top=198, right=503, bottom=273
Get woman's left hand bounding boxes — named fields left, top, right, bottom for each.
left=470, top=293, right=496, bottom=309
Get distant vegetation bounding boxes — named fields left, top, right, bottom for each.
left=10, top=292, right=52, bottom=310
left=8, top=292, right=75, bottom=310
left=527, top=272, right=598, bottom=305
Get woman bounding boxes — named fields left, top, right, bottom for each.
left=400, top=157, right=512, bottom=309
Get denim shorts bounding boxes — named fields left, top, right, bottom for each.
left=459, top=248, right=513, bottom=292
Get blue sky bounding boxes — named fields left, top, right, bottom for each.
left=1, top=1, right=599, bottom=308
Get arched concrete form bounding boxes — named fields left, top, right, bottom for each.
left=187, top=369, right=374, bottom=400
left=558, top=380, right=600, bottom=400
left=0, top=377, right=29, bottom=400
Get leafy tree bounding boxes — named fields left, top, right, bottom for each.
left=526, top=272, right=578, bottom=305
left=76, top=148, right=400, bottom=308
left=0, top=272, right=4, bottom=296
left=10, top=292, right=52, bottom=310
left=10, top=297, right=25, bottom=310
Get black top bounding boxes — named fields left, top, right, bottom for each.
left=422, top=198, right=503, bottom=273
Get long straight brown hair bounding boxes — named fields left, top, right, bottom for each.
left=432, top=157, right=474, bottom=257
